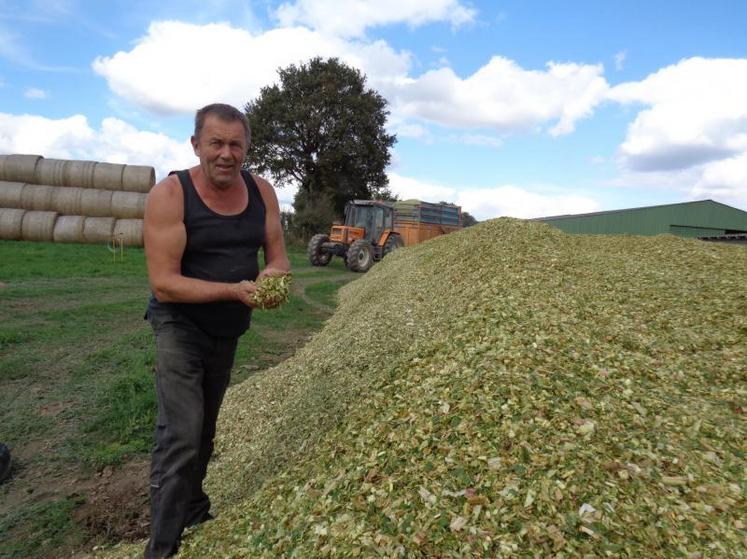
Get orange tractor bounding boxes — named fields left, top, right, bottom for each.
left=308, top=199, right=462, bottom=272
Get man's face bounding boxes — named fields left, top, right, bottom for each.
left=191, top=115, right=248, bottom=189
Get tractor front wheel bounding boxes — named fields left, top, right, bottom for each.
left=346, top=239, right=373, bottom=272
left=308, top=234, right=331, bottom=266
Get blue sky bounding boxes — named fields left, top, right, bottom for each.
left=1, top=0, right=746, bottom=219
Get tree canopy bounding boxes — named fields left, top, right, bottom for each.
left=462, top=211, right=479, bottom=227
left=245, top=57, right=396, bottom=234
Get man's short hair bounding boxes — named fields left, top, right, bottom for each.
left=194, top=103, right=251, bottom=148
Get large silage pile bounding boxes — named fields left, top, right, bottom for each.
left=106, top=218, right=745, bottom=558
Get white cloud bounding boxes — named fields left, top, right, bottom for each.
left=0, top=112, right=194, bottom=180
left=614, top=50, right=627, bottom=71
left=692, top=153, right=747, bottom=206
left=448, top=133, right=502, bottom=148
left=393, top=57, right=609, bottom=135
left=608, top=57, right=747, bottom=207
left=24, top=87, right=47, bottom=99
left=92, top=21, right=411, bottom=115
left=609, top=57, right=747, bottom=170
left=389, top=120, right=430, bottom=140
left=455, top=186, right=599, bottom=219
left=388, top=172, right=455, bottom=202
left=274, top=0, right=476, bottom=38
left=388, top=172, right=599, bottom=220
left=92, top=20, right=611, bottom=143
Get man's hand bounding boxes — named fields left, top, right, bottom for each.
left=256, top=266, right=288, bottom=281
left=233, top=280, right=258, bottom=308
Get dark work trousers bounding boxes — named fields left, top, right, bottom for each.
left=144, top=306, right=238, bottom=559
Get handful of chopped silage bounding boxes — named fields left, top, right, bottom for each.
left=251, top=273, right=292, bottom=309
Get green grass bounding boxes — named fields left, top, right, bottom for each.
left=0, top=495, right=85, bottom=559
left=0, top=238, right=359, bottom=558
left=304, top=280, right=343, bottom=309
left=0, top=240, right=145, bottom=279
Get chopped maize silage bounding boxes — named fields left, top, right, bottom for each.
left=251, top=273, right=293, bottom=309
left=99, top=219, right=745, bottom=558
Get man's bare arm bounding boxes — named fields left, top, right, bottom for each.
left=254, top=175, right=291, bottom=279
left=144, top=175, right=257, bottom=306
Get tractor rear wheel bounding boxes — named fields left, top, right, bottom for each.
left=383, top=234, right=404, bottom=256
left=308, top=234, right=331, bottom=266
left=346, top=239, right=373, bottom=272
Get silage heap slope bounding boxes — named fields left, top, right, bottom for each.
left=186, top=219, right=745, bottom=557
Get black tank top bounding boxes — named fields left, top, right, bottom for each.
left=148, top=169, right=266, bottom=337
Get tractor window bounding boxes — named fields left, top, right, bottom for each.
left=345, top=206, right=365, bottom=229
left=374, top=207, right=384, bottom=232
left=384, top=209, right=393, bottom=229
left=356, top=209, right=371, bottom=229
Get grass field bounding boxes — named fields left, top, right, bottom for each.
left=0, top=239, right=358, bottom=558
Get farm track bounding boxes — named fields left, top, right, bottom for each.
left=294, top=274, right=351, bottom=314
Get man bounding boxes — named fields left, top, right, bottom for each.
left=143, top=103, right=290, bottom=558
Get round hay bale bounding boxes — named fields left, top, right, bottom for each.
left=35, top=159, right=69, bottom=186
left=83, top=216, right=115, bottom=244
left=64, top=160, right=97, bottom=189
left=111, top=191, right=146, bottom=219
left=20, top=184, right=55, bottom=211
left=0, top=154, right=42, bottom=182
left=92, top=162, right=125, bottom=190
left=113, top=219, right=143, bottom=247
left=79, top=189, right=113, bottom=217
left=0, top=208, right=26, bottom=240
left=53, top=215, right=86, bottom=243
left=50, top=186, right=84, bottom=215
left=121, top=165, right=155, bottom=193
left=21, top=210, right=58, bottom=242
left=0, top=181, right=25, bottom=208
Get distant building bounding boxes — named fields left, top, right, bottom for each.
left=537, top=200, right=747, bottom=243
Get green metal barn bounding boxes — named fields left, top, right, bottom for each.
left=537, top=199, right=747, bottom=240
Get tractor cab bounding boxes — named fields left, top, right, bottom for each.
left=327, top=200, right=394, bottom=246
left=342, top=200, right=394, bottom=242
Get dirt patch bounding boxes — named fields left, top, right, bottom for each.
left=0, top=453, right=151, bottom=558
left=73, top=457, right=151, bottom=549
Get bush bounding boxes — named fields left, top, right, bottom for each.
left=290, top=190, right=339, bottom=242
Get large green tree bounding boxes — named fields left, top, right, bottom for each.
left=245, top=57, right=396, bottom=230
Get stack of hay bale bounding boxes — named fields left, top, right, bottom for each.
left=0, top=154, right=154, bottom=246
